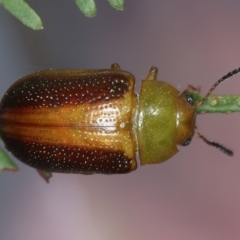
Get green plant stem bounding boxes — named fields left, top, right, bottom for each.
left=188, top=91, right=240, bottom=114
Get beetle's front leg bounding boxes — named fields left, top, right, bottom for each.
left=111, top=63, right=121, bottom=71
left=146, top=66, right=158, bottom=81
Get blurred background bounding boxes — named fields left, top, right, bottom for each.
left=1, top=0, right=240, bottom=239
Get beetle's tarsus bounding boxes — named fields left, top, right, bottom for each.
left=146, top=67, right=158, bottom=81
left=111, top=63, right=121, bottom=71
left=37, top=170, right=52, bottom=183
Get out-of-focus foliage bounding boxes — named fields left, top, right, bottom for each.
left=0, top=146, right=18, bottom=172
left=0, top=0, right=125, bottom=30
left=0, top=0, right=43, bottom=30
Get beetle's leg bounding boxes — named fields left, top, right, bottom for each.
left=146, top=67, right=158, bottom=81
left=111, top=63, right=121, bottom=71
left=37, top=170, right=52, bottom=183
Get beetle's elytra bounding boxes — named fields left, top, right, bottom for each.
left=0, top=64, right=197, bottom=174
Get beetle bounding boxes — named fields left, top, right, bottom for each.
left=0, top=64, right=238, bottom=176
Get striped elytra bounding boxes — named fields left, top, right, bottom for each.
left=0, top=64, right=196, bottom=174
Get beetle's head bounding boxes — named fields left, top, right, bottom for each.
left=177, top=67, right=240, bottom=156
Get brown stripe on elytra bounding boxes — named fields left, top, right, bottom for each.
left=2, top=136, right=136, bottom=174
left=0, top=71, right=133, bottom=109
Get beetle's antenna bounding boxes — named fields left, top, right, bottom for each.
left=196, top=67, right=240, bottom=107
left=195, top=132, right=233, bottom=156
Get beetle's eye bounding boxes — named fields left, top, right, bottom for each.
left=182, top=139, right=191, bottom=146
left=186, top=95, right=194, bottom=105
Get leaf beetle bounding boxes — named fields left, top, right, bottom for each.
left=0, top=64, right=238, bottom=177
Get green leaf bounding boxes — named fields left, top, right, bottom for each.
left=0, top=0, right=43, bottom=30
left=74, top=0, right=97, bottom=17
left=108, top=0, right=124, bottom=10
left=0, top=147, right=18, bottom=172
